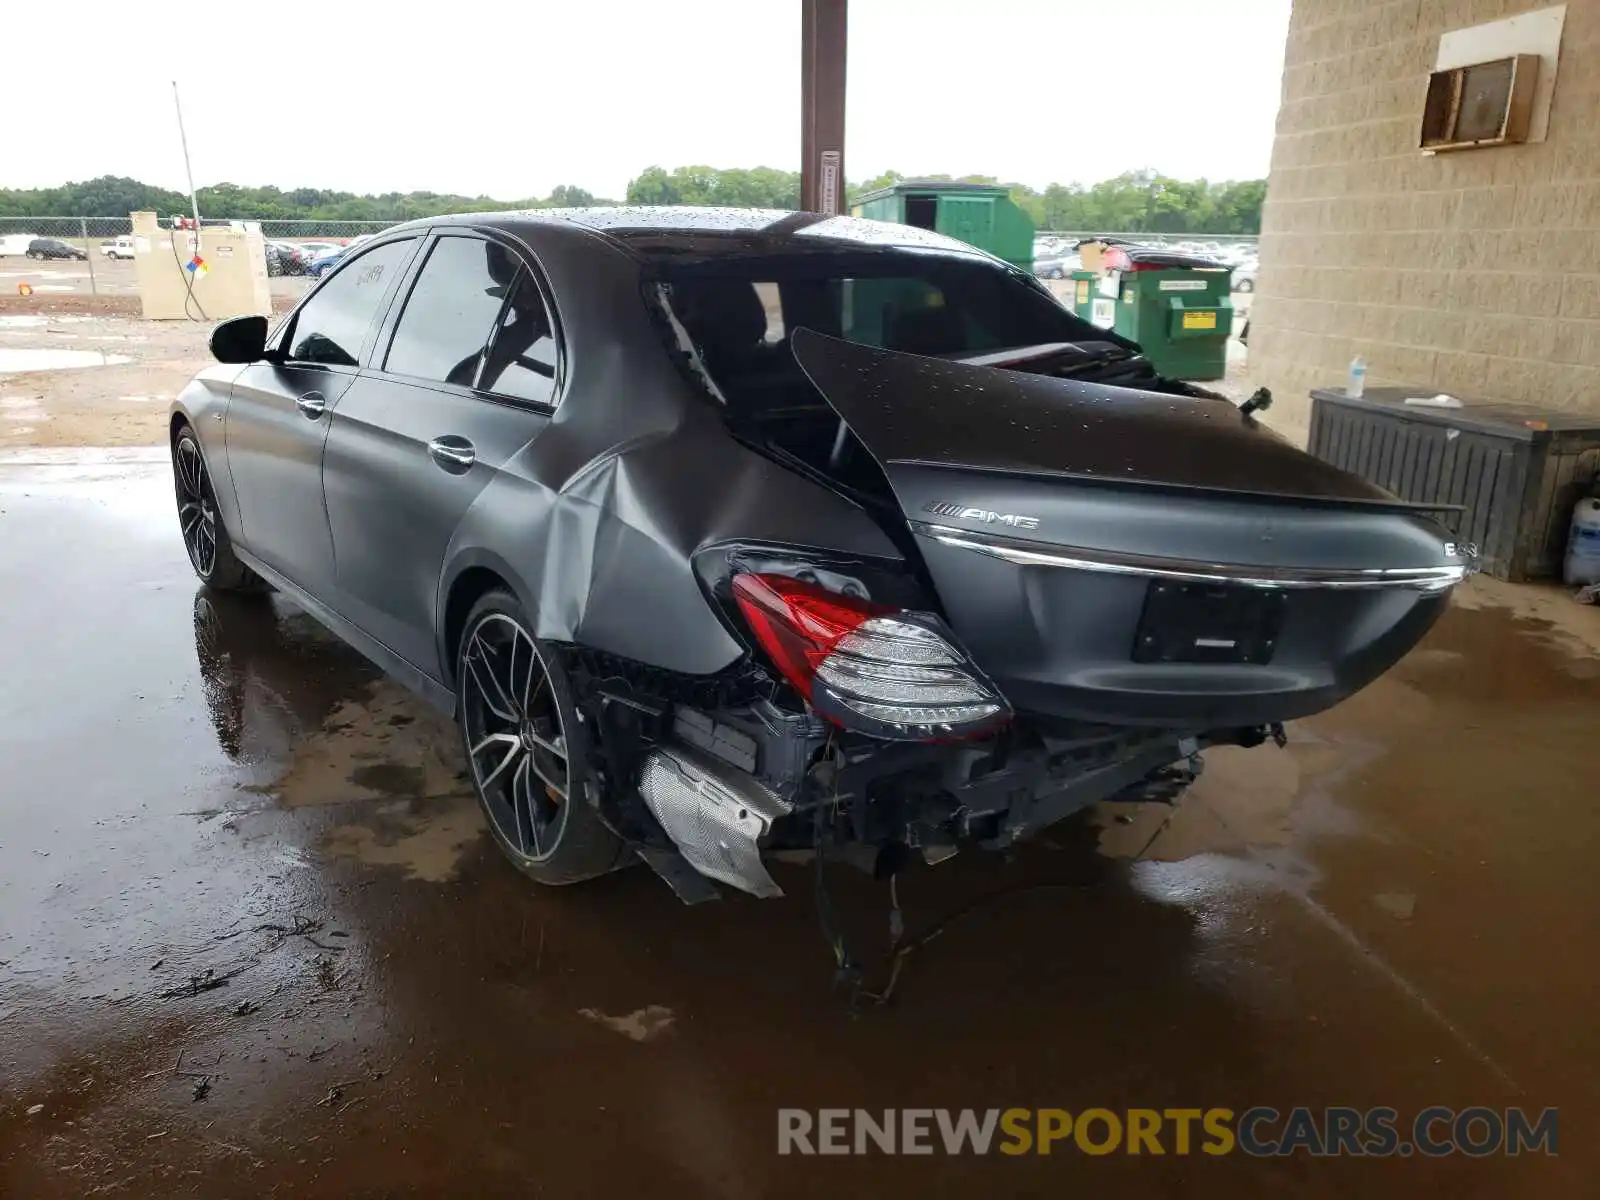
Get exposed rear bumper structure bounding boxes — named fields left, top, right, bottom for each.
left=637, top=743, right=793, bottom=899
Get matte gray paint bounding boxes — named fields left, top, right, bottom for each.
left=175, top=216, right=903, bottom=697
left=786, top=327, right=1459, bottom=727
left=171, top=209, right=1458, bottom=735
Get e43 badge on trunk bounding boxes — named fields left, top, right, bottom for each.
left=923, top=501, right=1040, bottom=530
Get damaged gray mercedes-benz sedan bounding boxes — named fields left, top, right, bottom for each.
left=169, top=207, right=1471, bottom=905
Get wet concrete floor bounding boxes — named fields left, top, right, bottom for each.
left=1, top=456, right=1596, bottom=1197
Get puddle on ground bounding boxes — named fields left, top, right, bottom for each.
left=263, top=681, right=463, bottom=808
left=2, top=397, right=49, bottom=422
left=252, top=677, right=485, bottom=881
left=1372, top=891, right=1417, bottom=920
left=322, top=794, right=485, bottom=883
left=1449, top=577, right=1600, bottom=669
left=579, top=1005, right=676, bottom=1042
left=1094, top=589, right=1599, bottom=870
left=0, top=348, right=133, bottom=373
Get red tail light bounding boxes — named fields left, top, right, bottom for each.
left=730, top=573, right=1010, bottom=742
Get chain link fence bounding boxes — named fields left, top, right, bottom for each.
left=3, top=216, right=1258, bottom=251
left=0, top=216, right=1260, bottom=299
left=5, top=217, right=1259, bottom=245
left=0, top=215, right=405, bottom=242
left=0, top=216, right=410, bottom=294
left=1038, top=230, right=1259, bottom=251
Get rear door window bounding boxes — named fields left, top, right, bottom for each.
left=384, top=236, right=520, bottom=386
left=287, top=238, right=417, bottom=367
left=477, top=270, right=560, bottom=406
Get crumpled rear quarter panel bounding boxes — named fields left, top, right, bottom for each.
left=437, top=222, right=903, bottom=678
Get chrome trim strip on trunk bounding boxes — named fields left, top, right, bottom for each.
left=911, top=523, right=1471, bottom=592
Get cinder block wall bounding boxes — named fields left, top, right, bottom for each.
left=1252, top=0, right=1600, bottom=441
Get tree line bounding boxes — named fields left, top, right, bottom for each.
left=0, top=178, right=611, bottom=223
left=632, top=166, right=1265, bottom=234
left=0, top=168, right=1265, bottom=234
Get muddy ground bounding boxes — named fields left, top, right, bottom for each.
left=0, top=456, right=1597, bottom=1198
left=0, top=259, right=304, bottom=448
left=0, top=312, right=227, bottom=447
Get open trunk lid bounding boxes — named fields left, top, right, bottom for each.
left=791, top=328, right=1441, bottom=511
left=790, top=329, right=1470, bottom=727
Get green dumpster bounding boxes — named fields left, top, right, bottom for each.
left=852, top=180, right=1034, bottom=271
left=1068, top=268, right=1122, bottom=332
left=1106, top=251, right=1233, bottom=380
left=1068, top=269, right=1097, bottom=323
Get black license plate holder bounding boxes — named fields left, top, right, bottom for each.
left=1131, top=581, right=1285, bottom=665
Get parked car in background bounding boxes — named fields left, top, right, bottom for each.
left=1033, top=249, right=1080, bottom=279
left=305, top=247, right=348, bottom=277
left=294, top=240, right=342, bottom=262
left=27, top=237, right=87, bottom=261
left=265, top=241, right=306, bottom=276
left=100, top=236, right=136, bottom=260
left=169, top=207, right=1470, bottom=908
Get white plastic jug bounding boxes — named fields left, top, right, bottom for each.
left=1565, top=496, right=1600, bottom=586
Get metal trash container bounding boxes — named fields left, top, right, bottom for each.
left=1309, top=385, right=1600, bottom=581
left=1102, top=247, right=1233, bottom=380
left=851, top=180, right=1035, bottom=271
left=1068, top=268, right=1118, bottom=330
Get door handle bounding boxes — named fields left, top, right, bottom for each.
left=428, top=436, right=476, bottom=472
left=296, top=391, right=327, bottom=419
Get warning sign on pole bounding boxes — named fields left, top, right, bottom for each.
left=819, top=150, right=841, bottom=216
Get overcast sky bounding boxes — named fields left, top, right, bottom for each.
left=10, top=0, right=1291, bottom=198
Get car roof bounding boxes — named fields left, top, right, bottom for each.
left=386, top=206, right=996, bottom=265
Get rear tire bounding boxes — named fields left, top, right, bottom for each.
left=172, top=426, right=264, bottom=592
left=455, top=589, right=630, bottom=886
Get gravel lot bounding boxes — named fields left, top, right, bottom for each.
left=2, top=312, right=236, bottom=447
left=0, top=254, right=312, bottom=301
left=0, top=259, right=308, bottom=447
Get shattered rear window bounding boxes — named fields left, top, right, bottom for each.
left=659, top=251, right=1087, bottom=366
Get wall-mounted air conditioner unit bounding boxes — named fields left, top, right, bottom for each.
left=1420, top=54, right=1539, bottom=153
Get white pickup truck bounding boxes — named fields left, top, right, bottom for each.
left=100, top=236, right=136, bottom=260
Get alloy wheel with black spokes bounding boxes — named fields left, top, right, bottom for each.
left=175, top=435, right=219, bottom=577
left=171, top=427, right=261, bottom=591
left=455, top=591, right=628, bottom=886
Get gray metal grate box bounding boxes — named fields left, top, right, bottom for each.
left=1308, top=387, right=1600, bottom=582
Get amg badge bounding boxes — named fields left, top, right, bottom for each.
left=924, top=501, right=1040, bottom=530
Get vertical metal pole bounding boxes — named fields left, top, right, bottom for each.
left=172, top=81, right=203, bottom=232
left=81, top=216, right=97, bottom=296
left=800, top=0, right=847, bottom=214
left=801, top=0, right=816, bottom=211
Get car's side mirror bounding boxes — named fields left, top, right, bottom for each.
left=210, top=315, right=268, bottom=364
